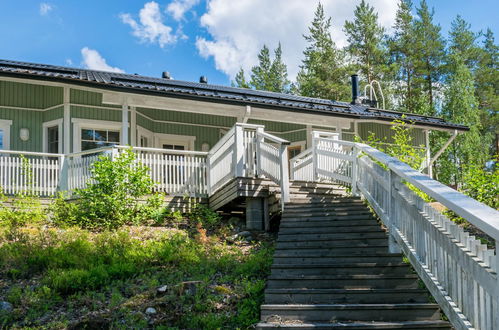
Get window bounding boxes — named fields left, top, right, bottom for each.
left=162, top=144, right=185, bottom=150
left=81, top=128, right=120, bottom=151
left=47, top=126, right=59, bottom=154
left=0, top=120, right=11, bottom=150
left=140, top=136, right=149, bottom=148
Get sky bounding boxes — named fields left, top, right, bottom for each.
left=0, top=0, right=497, bottom=86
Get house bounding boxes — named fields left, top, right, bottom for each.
left=0, top=59, right=467, bottom=215
left=1, top=59, right=498, bottom=330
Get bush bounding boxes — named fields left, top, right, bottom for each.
left=461, top=162, right=499, bottom=209
left=51, top=148, right=163, bottom=230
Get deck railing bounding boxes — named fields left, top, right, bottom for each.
left=291, top=131, right=499, bottom=330
left=206, top=123, right=290, bottom=207
left=0, top=150, right=63, bottom=196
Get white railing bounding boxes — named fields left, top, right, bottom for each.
left=65, top=147, right=110, bottom=191
left=0, top=150, right=63, bottom=196
left=295, top=132, right=499, bottom=330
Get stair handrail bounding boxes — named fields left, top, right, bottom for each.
left=350, top=141, right=499, bottom=330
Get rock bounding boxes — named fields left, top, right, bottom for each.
left=145, top=307, right=157, bottom=315
left=245, top=235, right=253, bottom=242
left=181, top=281, right=202, bottom=296
left=0, top=301, right=12, bottom=313
left=236, top=231, right=252, bottom=238
left=157, top=285, right=168, bottom=294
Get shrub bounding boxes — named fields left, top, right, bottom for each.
left=52, top=148, right=163, bottom=230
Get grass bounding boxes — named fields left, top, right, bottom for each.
left=0, top=220, right=274, bottom=329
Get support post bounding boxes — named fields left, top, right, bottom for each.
left=246, top=197, right=264, bottom=230
left=63, top=87, right=71, bottom=154
left=255, top=126, right=264, bottom=177
left=206, top=155, right=212, bottom=196
left=495, top=245, right=499, bottom=330
left=58, top=155, right=68, bottom=192
left=279, top=143, right=290, bottom=208
left=130, top=106, right=137, bottom=147
left=233, top=124, right=244, bottom=177
left=351, top=147, right=359, bottom=196
left=312, top=131, right=319, bottom=181
left=424, top=130, right=432, bottom=178
left=121, top=102, right=129, bottom=146
left=388, top=169, right=401, bottom=253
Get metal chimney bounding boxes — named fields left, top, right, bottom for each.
left=162, top=71, right=171, bottom=79
left=199, top=76, right=208, bottom=84
left=351, top=74, right=360, bottom=104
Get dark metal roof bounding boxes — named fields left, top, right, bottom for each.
left=0, top=59, right=468, bottom=131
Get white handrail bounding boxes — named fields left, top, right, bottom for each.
left=294, top=132, right=499, bottom=330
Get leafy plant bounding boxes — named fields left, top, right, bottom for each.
left=51, top=148, right=163, bottom=230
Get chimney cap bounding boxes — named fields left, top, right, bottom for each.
left=199, top=76, right=208, bottom=84
left=162, top=71, right=171, bottom=79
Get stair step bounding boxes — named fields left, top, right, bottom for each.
left=280, top=220, right=379, bottom=228
left=266, top=274, right=420, bottom=289
left=278, top=226, right=383, bottom=235
left=264, top=289, right=429, bottom=304
left=282, top=210, right=372, bottom=217
left=282, top=214, right=375, bottom=221
left=256, top=320, right=451, bottom=329
left=276, top=238, right=387, bottom=249
left=277, top=232, right=387, bottom=242
left=270, top=263, right=411, bottom=276
left=260, top=304, right=441, bottom=322
left=285, top=199, right=364, bottom=206
left=274, top=245, right=389, bottom=255
left=273, top=254, right=403, bottom=264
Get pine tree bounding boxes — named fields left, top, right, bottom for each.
left=250, top=45, right=273, bottom=91
left=343, top=0, right=387, bottom=85
left=296, top=2, right=349, bottom=101
left=412, top=0, right=445, bottom=115
left=448, top=16, right=480, bottom=70
left=232, top=68, right=250, bottom=89
left=269, top=43, right=290, bottom=93
left=437, top=55, right=487, bottom=185
left=389, top=0, right=414, bottom=112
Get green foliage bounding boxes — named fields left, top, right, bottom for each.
left=187, top=204, right=221, bottom=230
left=232, top=67, right=250, bottom=89
left=51, top=148, right=163, bottom=230
left=295, top=2, right=349, bottom=101
left=461, top=162, right=499, bottom=210
left=344, top=0, right=389, bottom=88
left=249, top=43, right=290, bottom=93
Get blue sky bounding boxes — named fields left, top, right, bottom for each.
left=0, top=0, right=497, bottom=86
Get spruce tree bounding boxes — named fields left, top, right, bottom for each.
left=248, top=44, right=290, bottom=93
left=343, top=0, right=387, bottom=85
left=232, top=68, right=250, bottom=89
left=412, top=0, right=445, bottom=115
left=448, top=16, right=480, bottom=70
left=250, top=45, right=273, bottom=91
left=269, top=43, right=290, bottom=93
left=296, top=2, right=349, bottom=101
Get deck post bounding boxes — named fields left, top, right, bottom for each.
left=312, top=131, right=319, bottom=181
left=387, top=169, right=401, bottom=253
left=255, top=126, right=264, bottom=177
left=279, top=143, right=290, bottom=206
left=121, top=102, right=129, bottom=145
left=58, top=155, right=68, bottom=192
left=351, top=147, right=359, bottom=196
left=246, top=197, right=264, bottom=230
left=233, top=124, right=244, bottom=177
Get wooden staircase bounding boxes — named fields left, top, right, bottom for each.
left=257, top=185, right=451, bottom=329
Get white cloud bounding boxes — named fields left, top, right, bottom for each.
left=196, top=0, right=398, bottom=79
left=81, top=47, right=125, bottom=73
left=65, top=59, right=73, bottom=66
left=167, top=0, right=200, bottom=21
left=39, top=3, right=53, bottom=16
left=120, top=1, right=176, bottom=48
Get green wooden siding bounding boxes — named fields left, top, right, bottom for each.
left=0, top=81, right=62, bottom=109
left=359, top=122, right=425, bottom=146
left=71, top=105, right=121, bottom=121
left=70, top=89, right=121, bottom=108
left=43, top=106, right=63, bottom=122
left=138, top=107, right=236, bottom=127
left=0, top=107, right=43, bottom=151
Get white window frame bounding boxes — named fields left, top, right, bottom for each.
left=0, top=119, right=12, bottom=150
left=72, top=118, right=123, bottom=153
left=154, top=133, right=196, bottom=150
left=137, top=125, right=154, bottom=148
left=42, top=119, right=63, bottom=153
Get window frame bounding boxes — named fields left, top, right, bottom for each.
left=72, top=118, right=123, bottom=152
left=42, top=119, right=63, bottom=154
left=0, top=119, right=12, bottom=151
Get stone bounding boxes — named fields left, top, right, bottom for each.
left=145, top=307, right=157, bottom=315
left=181, top=281, right=202, bottom=296
left=236, top=231, right=252, bottom=238
left=0, top=301, right=12, bottom=313
left=157, top=285, right=168, bottom=294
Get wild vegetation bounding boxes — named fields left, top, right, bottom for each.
left=0, top=151, right=274, bottom=329
left=234, top=0, right=498, bottom=209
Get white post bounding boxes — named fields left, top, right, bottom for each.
left=63, top=87, right=71, bottom=154
left=279, top=143, right=290, bottom=208
left=233, top=124, right=244, bottom=177
left=388, top=169, right=401, bottom=253
left=255, top=126, right=264, bottom=177
left=206, top=155, right=212, bottom=196
left=312, top=131, right=319, bottom=181
left=351, top=147, right=359, bottom=196
left=122, top=102, right=129, bottom=146
left=58, top=155, right=68, bottom=192
left=425, top=129, right=432, bottom=178
left=495, top=247, right=499, bottom=330
left=130, top=106, right=137, bottom=147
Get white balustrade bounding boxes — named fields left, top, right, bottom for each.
left=290, top=131, right=499, bottom=330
